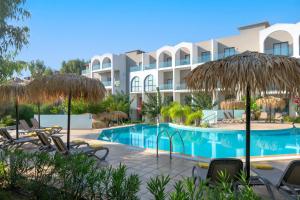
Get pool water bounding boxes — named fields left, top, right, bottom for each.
left=98, top=124, right=300, bottom=158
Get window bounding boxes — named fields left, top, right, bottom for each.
left=224, top=47, right=235, bottom=57
left=273, top=42, right=289, bottom=56
left=166, top=57, right=172, bottom=63
left=131, top=77, right=140, bottom=92
left=144, top=75, right=156, bottom=92
left=201, top=51, right=211, bottom=62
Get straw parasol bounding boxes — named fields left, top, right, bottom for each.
left=256, top=96, right=286, bottom=122
left=27, top=74, right=106, bottom=149
left=110, top=111, right=128, bottom=119
left=186, top=51, right=300, bottom=178
left=220, top=99, right=245, bottom=118
left=0, top=80, right=28, bottom=139
left=110, top=111, right=128, bottom=124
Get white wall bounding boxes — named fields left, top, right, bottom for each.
left=34, top=114, right=93, bottom=129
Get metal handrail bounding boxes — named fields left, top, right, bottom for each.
left=156, top=129, right=185, bottom=159
left=202, top=113, right=217, bottom=123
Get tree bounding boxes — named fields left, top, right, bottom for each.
left=0, top=59, right=26, bottom=83
left=142, top=87, right=162, bottom=121
left=0, top=0, right=30, bottom=57
left=28, top=60, right=53, bottom=78
left=0, top=0, right=30, bottom=83
left=60, top=59, right=86, bottom=75
left=185, top=92, right=213, bottom=110
left=101, top=92, right=132, bottom=114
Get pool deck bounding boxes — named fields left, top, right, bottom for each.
left=11, top=123, right=300, bottom=199
left=58, top=123, right=299, bottom=199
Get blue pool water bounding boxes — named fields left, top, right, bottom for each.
left=98, top=124, right=300, bottom=158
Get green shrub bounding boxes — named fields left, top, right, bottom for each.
left=17, top=105, right=35, bottom=125
left=185, top=110, right=203, bottom=126
left=106, top=164, right=140, bottom=200
left=148, top=173, right=260, bottom=200
left=283, top=116, right=292, bottom=122
left=0, top=150, right=141, bottom=200
left=0, top=115, right=15, bottom=126
left=283, top=116, right=300, bottom=123
left=147, top=175, right=170, bottom=200
left=1, top=149, right=33, bottom=189
left=26, top=151, right=56, bottom=199
left=53, top=153, right=99, bottom=200
left=200, top=122, right=210, bottom=128
left=161, top=105, right=171, bottom=122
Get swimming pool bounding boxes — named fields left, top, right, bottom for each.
left=98, top=123, right=300, bottom=158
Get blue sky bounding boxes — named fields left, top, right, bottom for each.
left=17, top=0, right=300, bottom=70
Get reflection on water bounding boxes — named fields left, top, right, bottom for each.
left=99, top=124, right=300, bottom=158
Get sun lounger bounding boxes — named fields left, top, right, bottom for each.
left=30, top=118, right=63, bottom=135
left=274, top=113, right=283, bottom=123
left=192, top=158, right=244, bottom=186
left=252, top=160, right=300, bottom=200
left=27, top=118, right=62, bottom=135
left=19, top=119, right=34, bottom=131
left=0, top=128, right=39, bottom=149
left=51, top=135, right=109, bottom=160
left=222, top=112, right=233, bottom=123
left=192, top=158, right=274, bottom=199
left=36, top=130, right=90, bottom=152
left=259, top=112, right=268, bottom=122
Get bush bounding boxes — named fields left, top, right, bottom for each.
left=0, top=115, right=15, bottom=126
left=283, top=116, right=300, bottom=123
left=147, top=173, right=260, bottom=200
left=0, top=149, right=140, bottom=200
left=185, top=110, right=203, bottom=126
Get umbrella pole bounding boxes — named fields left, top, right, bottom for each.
left=15, top=99, right=19, bottom=139
left=38, top=102, right=41, bottom=128
left=67, top=92, right=72, bottom=150
left=245, top=85, right=251, bottom=180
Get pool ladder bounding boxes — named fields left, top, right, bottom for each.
left=156, top=129, right=185, bottom=159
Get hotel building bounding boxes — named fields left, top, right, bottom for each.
left=82, top=21, right=300, bottom=119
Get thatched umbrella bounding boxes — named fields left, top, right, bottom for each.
left=186, top=51, right=300, bottom=178
left=0, top=81, right=28, bottom=139
left=27, top=74, right=106, bottom=149
left=220, top=99, right=245, bottom=118
left=256, top=96, right=286, bottom=122
left=110, top=111, right=128, bottom=124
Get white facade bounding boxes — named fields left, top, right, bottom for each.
left=82, top=22, right=300, bottom=119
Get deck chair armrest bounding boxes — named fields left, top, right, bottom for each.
left=280, top=181, right=300, bottom=196
left=192, top=165, right=207, bottom=186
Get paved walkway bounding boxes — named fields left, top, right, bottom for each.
left=60, top=128, right=294, bottom=199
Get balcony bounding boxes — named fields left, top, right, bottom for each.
left=102, top=80, right=112, bottom=87
left=215, top=51, right=237, bottom=60
left=175, top=58, right=190, bottom=66
left=81, top=69, right=90, bottom=75
left=92, top=64, right=100, bottom=70
left=102, top=63, right=111, bottom=69
left=143, top=63, right=156, bottom=70
left=175, top=83, right=187, bottom=90
left=196, top=55, right=211, bottom=63
left=129, top=65, right=141, bottom=72
left=159, top=61, right=172, bottom=68
left=264, top=47, right=293, bottom=56
left=131, top=87, right=142, bottom=93
left=160, top=83, right=173, bottom=90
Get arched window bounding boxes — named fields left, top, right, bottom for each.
left=131, top=77, right=140, bottom=92
left=144, top=75, right=156, bottom=92
left=92, top=59, right=101, bottom=70
left=102, top=57, right=111, bottom=68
